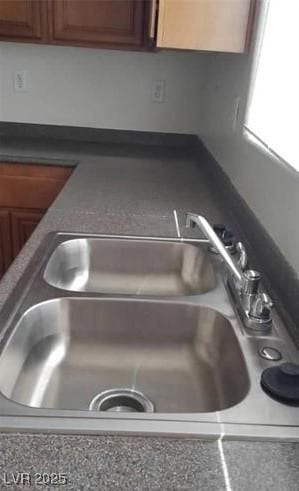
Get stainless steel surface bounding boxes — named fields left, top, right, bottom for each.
left=186, top=213, right=274, bottom=331
left=259, top=347, right=282, bottom=362
left=249, top=293, right=274, bottom=323
left=44, top=237, right=216, bottom=295
left=236, top=242, right=248, bottom=271
left=185, top=212, right=243, bottom=284
left=242, top=270, right=261, bottom=295
left=89, top=389, right=154, bottom=413
left=228, top=280, right=273, bottom=333
left=0, top=232, right=299, bottom=440
left=0, top=298, right=248, bottom=412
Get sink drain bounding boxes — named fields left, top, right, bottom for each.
left=89, top=389, right=154, bottom=413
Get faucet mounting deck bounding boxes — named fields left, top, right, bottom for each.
left=185, top=213, right=273, bottom=331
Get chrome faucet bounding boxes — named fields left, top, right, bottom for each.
left=186, top=213, right=243, bottom=284
left=236, top=242, right=248, bottom=271
left=185, top=212, right=273, bottom=330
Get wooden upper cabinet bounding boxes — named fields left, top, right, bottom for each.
left=0, top=0, right=254, bottom=52
left=49, top=0, right=148, bottom=48
left=156, top=0, right=254, bottom=53
left=0, top=0, right=47, bottom=41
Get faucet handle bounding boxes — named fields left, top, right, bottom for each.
left=249, top=293, right=274, bottom=322
left=236, top=242, right=247, bottom=270
left=213, top=224, right=236, bottom=250
left=242, top=269, right=261, bottom=295
left=185, top=212, right=197, bottom=229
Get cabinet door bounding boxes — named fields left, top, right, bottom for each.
left=157, top=0, right=253, bottom=53
left=0, top=163, right=73, bottom=209
left=49, top=0, right=148, bottom=48
left=0, top=0, right=47, bottom=41
left=0, top=210, right=12, bottom=279
left=11, top=209, right=44, bottom=258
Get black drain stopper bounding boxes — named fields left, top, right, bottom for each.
left=261, top=362, right=299, bottom=406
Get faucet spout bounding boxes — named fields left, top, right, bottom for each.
left=185, top=212, right=274, bottom=331
left=185, top=212, right=243, bottom=285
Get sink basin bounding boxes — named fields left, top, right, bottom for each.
left=1, top=232, right=298, bottom=439
left=0, top=298, right=249, bottom=412
left=43, top=237, right=216, bottom=295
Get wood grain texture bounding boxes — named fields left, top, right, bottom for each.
left=49, top=0, right=149, bottom=48
left=0, top=163, right=72, bottom=276
left=0, top=163, right=73, bottom=179
left=11, top=208, right=44, bottom=257
left=0, top=210, right=12, bottom=279
left=0, top=164, right=73, bottom=209
left=0, top=0, right=47, bottom=41
left=157, top=0, right=252, bottom=53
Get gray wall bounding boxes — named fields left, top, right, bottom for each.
left=0, top=42, right=203, bottom=133
left=199, top=52, right=299, bottom=272
left=0, top=40, right=298, bottom=274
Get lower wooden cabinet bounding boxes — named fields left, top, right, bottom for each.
left=0, top=163, right=72, bottom=279
left=11, top=209, right=44, bottom=257
left=0, top=210, right=12, bottom=279
left=0, top=208, right=44, bottom=279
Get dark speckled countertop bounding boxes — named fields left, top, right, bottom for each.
left=0, top=134, right=298, bottom=490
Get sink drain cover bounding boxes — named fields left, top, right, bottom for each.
left=89, top=388, right=154, bottom=413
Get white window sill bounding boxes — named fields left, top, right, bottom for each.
left=243, top=126, right=299, bottom=175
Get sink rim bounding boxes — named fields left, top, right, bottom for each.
left=0, top=232, right=298, bottom=440
left=0, top=296, right=250, bottom=413
left=42, top=234, right=216, bottom=296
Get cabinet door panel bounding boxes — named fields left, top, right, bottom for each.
left=11, top=209, right=44, bottom=258
left=50, top=0, right=147, bottom=47
left=0, top=210, right=12, bottom=279
left=157, top=0, right=252, bottom=53
left=0, top=164, right=73, bottom=209
left=0, top=0, right=46, bottom=41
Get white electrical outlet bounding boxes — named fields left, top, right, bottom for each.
left=152, top=80, right=165, bottom=103
left=13, top=71, right=28, bottom=92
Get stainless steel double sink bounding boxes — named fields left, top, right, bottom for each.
left=0, top=233, right=298, bottom=439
